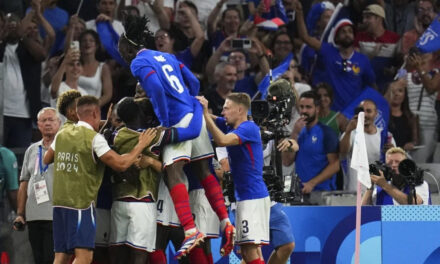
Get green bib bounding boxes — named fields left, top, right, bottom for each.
left=53, top=124, right=105, bottom=209
left=112, top=127, right=160, bottom=200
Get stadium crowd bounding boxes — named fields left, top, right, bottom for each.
left=0, top=0, right=440, bottom=263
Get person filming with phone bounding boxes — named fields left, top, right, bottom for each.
left=362, top=147, right=431, bottom=205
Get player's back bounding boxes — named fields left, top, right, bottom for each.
left=130, top=49, right=194, bottom=126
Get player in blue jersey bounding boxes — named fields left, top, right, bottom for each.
left=197, top=93, right=270, bottom=264
left=118, top=15, right=235, bottom=258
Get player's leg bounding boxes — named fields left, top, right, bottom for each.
left=188, top=116, right=235, bottom=256
left=53, top=253, right=72, bottom=264
left=72, top=248, right=93, bottom=264
left=267, top=203, right=295, bottom=264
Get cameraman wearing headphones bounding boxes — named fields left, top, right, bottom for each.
left=362, top=147, right=430, bottom=205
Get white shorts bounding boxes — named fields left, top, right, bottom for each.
left=235, top=197, right=270, bottom=245
left=162, top=113, right=214, bottom=167
left=95, top=208, right=111, bottom=247
left=156, top=177, right=187, bottom=227
left=109, top=201, right=156, bottom=252
left=189, top=188, right=220, bottom=238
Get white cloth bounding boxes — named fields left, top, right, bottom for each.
left=49, top=82, right=87, bottom=108
left=3, top=43, right=30, bottom=118
left=85, top=20, right=125, bottom=36
left=78, top=63, right=104, bottom=98
left=350, top=112, right=371, bottom=189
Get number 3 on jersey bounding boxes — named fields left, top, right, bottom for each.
left=162, top=64, right=184, bottom=93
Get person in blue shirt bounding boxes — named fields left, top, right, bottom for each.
left=280, top=90, right=340, bottom=194
left=117, top=15, right=235, bottom=258
left=197, top=93, right=270, bottom=264
left=294, top=1, right=376, bottom=112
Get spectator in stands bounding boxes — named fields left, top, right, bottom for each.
left=0, top=12, right=45, bottom=148
left=86, top=0, right=124, bottom=36
left=206, top=37, right=269, bottom=97
left=37, top=0, right=68, bottom=55
left=401, top=0, right=437, bottom=55
left=78, top=30, right=113, bottom=108
left=13, top=107, right=61, bottom=264
left=207, top=5, right=242, bottom=50
left=280, top=90, right=340, bottom=196
left=270, top=32, right=295, bottom=68
left=50, top=48, right=87, bottom=108
left=386, top=79, right=419, bottom=152
left=204, top=62, right=238, bottom=116
left=384, top=0, right=416, bottom=36
left=406, top=50, right=439, bottom=163
left=300, top=1, right=335, bottom=82
left=362, top=147, right=430, bottom=205
left=154, top=6, right=205, bottom=68
left=355, top=4, right=400, bottom=93
left=123, top=0, right=171, bottom=33
left=294, top=1, right=376, bottom=111
left=340, top=99, right=395, bottom=191
left=64, top=14, right=86, bottom=51
left=316, top=82, right=347, bottom=135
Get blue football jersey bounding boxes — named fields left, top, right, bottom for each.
left=130, top=49, right=199, bottom=127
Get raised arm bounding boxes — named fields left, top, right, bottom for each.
left=99, top=63, right=113, bottom=107
left=207, top=0, right=228, bottom=36
left=151, top=0, right=171, bottom=31
left=205, top=37, right=232, bottom=84
left=294, top=0, right=322, bottom=51
left=32, top=0, right=55, bottom=54
left=50, top=49, right=80, bottom=98
left=19, top=10, right=47, bottom=61
left=197, top=96, right=240, bottom=147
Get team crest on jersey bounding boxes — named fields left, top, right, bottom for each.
left=352, top=65, right=360, bottom=75
left=154, top=55, right=166, bottom=62
left=312, top=136, right=318, bottom=143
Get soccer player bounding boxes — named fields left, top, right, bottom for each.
left=43, top=96, right=157, bottom=264
left=117, top=15, right=235, bottom=258
left=197, top=93, right=270, bottom=264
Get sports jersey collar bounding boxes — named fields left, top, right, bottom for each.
left=137, top=48, right=148, bottom=56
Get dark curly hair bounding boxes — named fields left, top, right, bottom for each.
left=122, top=15, right=155, bottom=49
left=57, top=90, right=82, bottom=117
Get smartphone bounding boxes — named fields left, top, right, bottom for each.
left=70, top=40, right=80, bottom=51
left=231, top=39, right=252, bottom=50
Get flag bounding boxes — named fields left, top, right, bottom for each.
left=256, top=17, right=285, bottom=31
left=416, top=16, right=440, bottom=53
left=350, top=112, right=372, bottom=189
left=320, top=3, right=350, bottom=43
left=274, top=0, right=288, bottom=23
left=96, top=22, right=128, bottom=68
left=257, top=53, right=293, bottom=99
left=341, top=87, right=390, bottom=162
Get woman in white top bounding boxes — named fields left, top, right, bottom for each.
left=78, top=30, right=113, bottom=107
left=50, top=48, right=87, bottom=108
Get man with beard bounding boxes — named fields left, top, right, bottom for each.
left=340, top=99, right=396, bottom=191
left=401, top=0, right=437, bottom=54
left=361, top=147, right=430, bottom=205
left=294, top=1, right=376, bottom=111
left=354, top=4, right=400, bottom=93
left=280, top=91, right=340, bottom=196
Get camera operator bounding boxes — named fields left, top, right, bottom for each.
left=362, top=147, right=430, bottom=205
left=279, top=90, right=340, bottom=195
